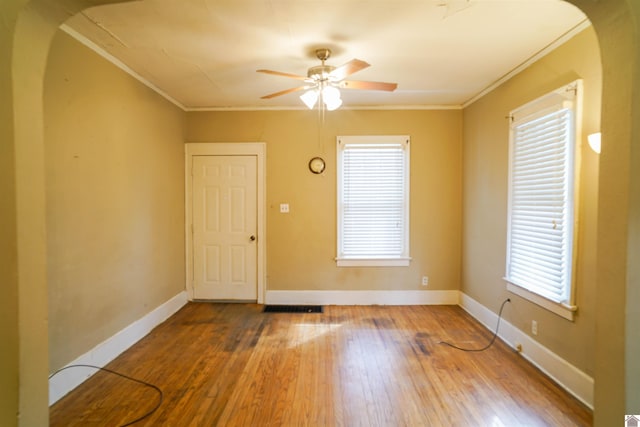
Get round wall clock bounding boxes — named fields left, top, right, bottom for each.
left=308, top=157, right=326, bottom=174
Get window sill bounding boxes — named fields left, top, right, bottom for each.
left=505, top=280, right=577, bottom=321
left=336, top=257, right=411, bottom=267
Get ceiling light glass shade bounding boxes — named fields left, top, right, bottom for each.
left=300, top=89, right=319, bottom=109
left=322, top=85, right=342, bottom=111
left=588, top=132, right=601, bottom=154
left=322, top=85, right=340, bottom=102
left=325, top=97, right=342, bottom=111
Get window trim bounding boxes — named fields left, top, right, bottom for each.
left=504, top=80, right=582, bottom=321
left=506, top=282, right=577, bottom=320
left=336, top=135, right=411, bottom=267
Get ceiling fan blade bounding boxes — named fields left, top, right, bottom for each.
left=260, top=86, right=307, bottom=99
left=340, top=80, right=398, bottom=92
left=329, top=59, right=370, bottom=81
left=257, top=69, right=309, bottom=81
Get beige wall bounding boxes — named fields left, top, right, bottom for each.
left=187, top=109, right=462, bottom=292
left=0, top=0, right=22, bottom=424
left=462, top=27, right=601, bottom=375
left=44, top=31, right=186, bottom=371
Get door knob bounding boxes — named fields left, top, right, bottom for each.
left=249, top=235, right=256, bottom=242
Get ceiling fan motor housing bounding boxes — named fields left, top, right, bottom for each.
left=308, top=65, right=336, bottom=81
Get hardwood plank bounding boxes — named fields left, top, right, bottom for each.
left=50, top=303, right=592, bottom=426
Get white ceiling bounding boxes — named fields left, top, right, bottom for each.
left=64, top=0, right=588, bottom=110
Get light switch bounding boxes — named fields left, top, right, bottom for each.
left=280, top=203, right=289, bottom=213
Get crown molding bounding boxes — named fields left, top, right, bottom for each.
left=462, top=19, right=592, bottom=108
left=60, top=24, right=187, bottom=111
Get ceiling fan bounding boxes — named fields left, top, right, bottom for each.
left=257, top=48, right=398, bottom=110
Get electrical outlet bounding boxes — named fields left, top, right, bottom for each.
left=422, top=276, right=429, bottom=286
left=531, top=320, right=538, bottom=336
left=280, top=203, right=289, bottom=213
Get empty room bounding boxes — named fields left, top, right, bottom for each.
left=2, top=0, right=640, bottom=426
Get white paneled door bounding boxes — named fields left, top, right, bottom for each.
left=192, top=155, right=257, bottom=300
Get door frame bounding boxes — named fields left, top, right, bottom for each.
left=185, top=142, right=267, bottom=303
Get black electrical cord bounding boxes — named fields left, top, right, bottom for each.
left=439, top=298, right=511, bottom=352
left=49, top=364, right=163, bottom=427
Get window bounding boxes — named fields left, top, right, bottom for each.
left=336, top=135, right=410, bottom=267
left=505, top=81, right=582, bottom=320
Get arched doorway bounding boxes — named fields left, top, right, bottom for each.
left=3, top=0, right=638, bottom=425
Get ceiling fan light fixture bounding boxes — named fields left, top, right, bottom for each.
left=322, top=85, right=340, bottom=102
left=300, top=89, right=319, bottom=109
left=325, top=98, right=342, bottom=111
left=322, top=85, right=342, bottom=111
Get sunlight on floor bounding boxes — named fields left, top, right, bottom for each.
left=490, top=416, right=507, bottom=427
left=287, top=323, right=342, bottom=349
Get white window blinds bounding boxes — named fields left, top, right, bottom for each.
left=506, top=81, right=580, bottom=311
left=337, top=136, right=410, bottom=266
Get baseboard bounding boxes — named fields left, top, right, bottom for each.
left=459, top=292, right=594, bottom=409
left=49, top=290, right=188, bottom=405
left=265, top=289, right=459, bottom=305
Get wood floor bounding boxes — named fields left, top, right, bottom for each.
left=50, top=303, right=592, bottom=426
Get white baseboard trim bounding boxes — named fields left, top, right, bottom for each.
left=459, top=292, right=594, bottom=409
left=265, top=289, right=459, bottom=305
left=49, top=290, right=188, bottom=405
